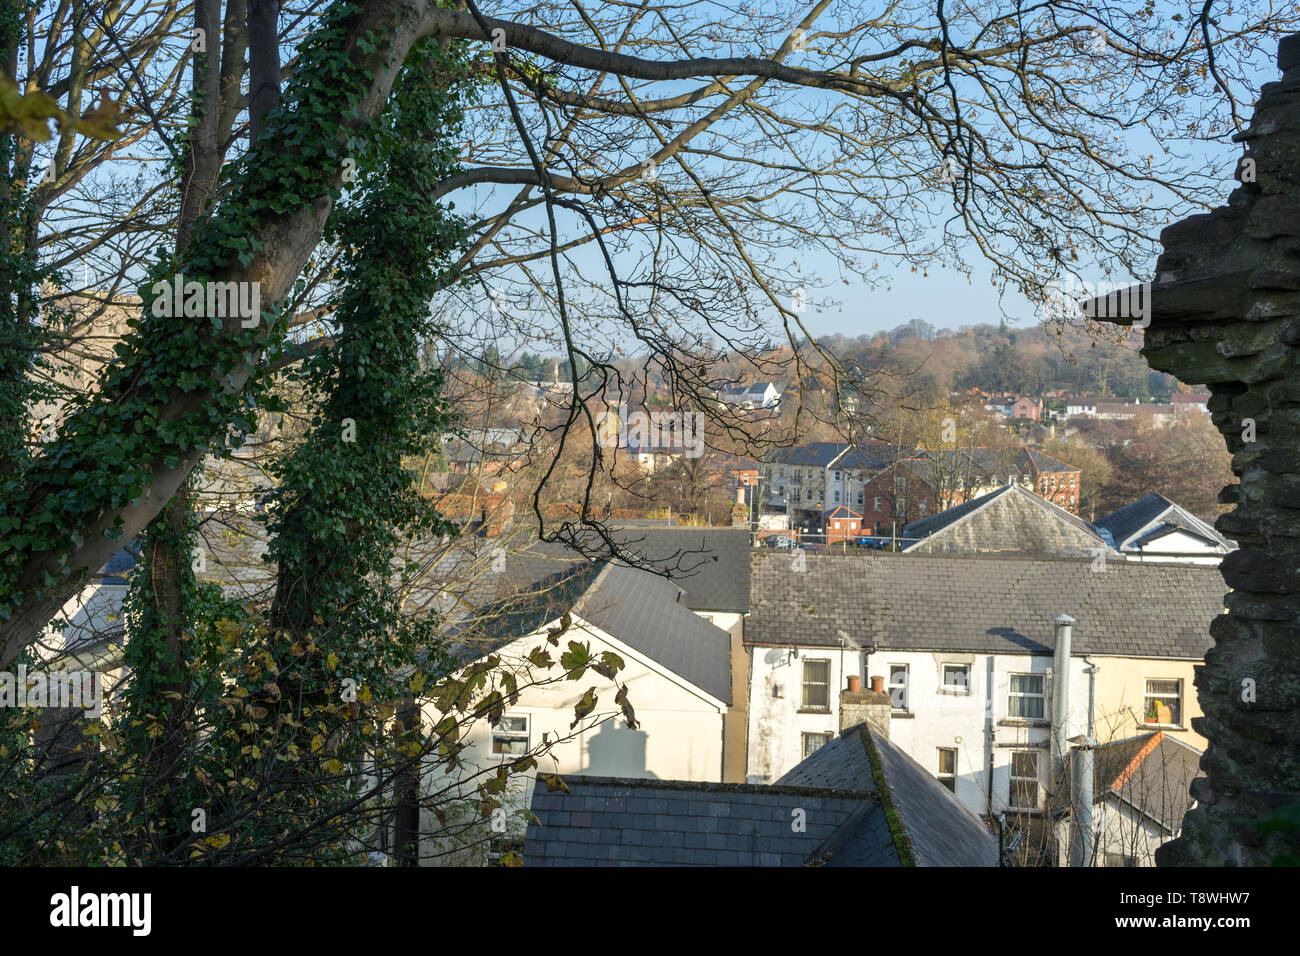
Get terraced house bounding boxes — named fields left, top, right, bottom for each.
left=744, top=550, right=1220, bottom=863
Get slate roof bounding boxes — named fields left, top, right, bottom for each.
left=957, top=446, right=1077, bottom=476
left=596, top=527, right=751, bottom=613
left=449, top=553, right=732, bottom=703
left=573, top=563, right=732, bottom=703
left=777, top=724, right=998, bottom=867
left=1022, top=448, right=1077, bottom=473
left=766, top=441, right=899, bottom=471
left=747, top=550, right=1222, bottom=659
left=901, top=484, right=1009, bottom=540
left=102, top=544, right=140, bottom=585
left=523, top=721, right=996, bottom=866
left=900, top=482, right=1111, bottom=556
left=1093, top=493, right=1235, bottom=552
left=498, top=527, right=751, bottom=612
left=1090, top=731, right=1204, bottom=833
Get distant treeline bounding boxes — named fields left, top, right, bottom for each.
left=815, top=319, right=1179, bottom=402
left=446, top=319, right=1176, bottom=404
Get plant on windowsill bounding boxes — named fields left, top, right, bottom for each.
left=1145, top=700, right=1173, bottom=724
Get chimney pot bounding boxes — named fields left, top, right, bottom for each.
left=840, top=687, right=891, bottom=739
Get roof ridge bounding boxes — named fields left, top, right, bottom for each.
left=1109, top=730, right=1164, bottom=792
left=857, top=725, right=915, bottom=867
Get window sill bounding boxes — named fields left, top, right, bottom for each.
left=797, top=707, right=831, bottom=715
left=1142, top=722, right=1185, bottom=732
left=939, top=688, right=972, bottom=696
left=998, top=718, right=1050, bottom=728
left=890, top=710, right=914, bottom=719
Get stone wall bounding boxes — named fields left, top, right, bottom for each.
left=1125, top=35, right=1300, bottom=866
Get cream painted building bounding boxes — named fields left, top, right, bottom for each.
left=1086, top=654, right=1207, bottom=753
left=418, top=559, right=733, bottom=865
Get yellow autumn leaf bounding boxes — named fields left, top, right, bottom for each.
left=0, top=77, right=59, bottom=141
left=326, top=652, right=339, bottom=672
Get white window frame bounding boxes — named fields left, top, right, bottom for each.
left=873, top=496, right=882, bottom=511
left=802, top=732, right=833, bottom=760
left=1009, top=750, right=1040, bottom=810
left=1008, top=673, right=1045, bottom=720
left=937, top=747, right=957, bottom=793
left=1143, top=678, right=1184, bottom=727
left=942, top=663, right=971, bottom=693
left=491, top=714, right=530, bottom=757
left=887, top=664, right=909, bottom=711
left=801, top=658, right=832, bottom=712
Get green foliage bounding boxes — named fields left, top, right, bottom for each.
left=0, top=4, right=483, bottom=865
left=265, top=33, right=473, bottom=641
left=0, top=1, right=377, bottom=618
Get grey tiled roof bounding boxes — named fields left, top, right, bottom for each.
left=524, top=776, right=888, bottom=866
left=778, top=724, right=999, bottom=867
left=747, top=550, right=1222, bottom=659
left=524, top=721, right=999, bottom=866
left=1093, top=493, right=1235, bottom=552
left=574, top=563, right=732, bottom=703
left=1088, top=732, right=1204, bottom=832
left=450, top=555, right=732, bottom=703
left=498, top=527, right=751, bottom=613
left=1023, top=448, right=1078, bottom=473
left=901, top=485, right=1015, bottom=541
left=102, top=544, right=139, bottom=584
left=767, top=441, right=898, bottom=471
left=598, top=527, right=751, bottom=613
left=901, top=483, right=1111, bottom=557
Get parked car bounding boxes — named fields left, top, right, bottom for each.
left=766, top=535, right=796, bottom=550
